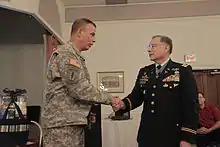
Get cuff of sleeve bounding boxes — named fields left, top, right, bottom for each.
left=181, top=127, right=197, bottom=144
left=122, top=98, right=132, bottom=111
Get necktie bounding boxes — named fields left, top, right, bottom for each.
left=156, top=65, right=162, bottom=76
left=157, top=65, right=161, bottom=70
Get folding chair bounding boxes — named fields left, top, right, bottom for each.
left=21, top=121, right=42, bottom=147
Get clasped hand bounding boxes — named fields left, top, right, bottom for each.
left=111, top=96, right=125, bottom=112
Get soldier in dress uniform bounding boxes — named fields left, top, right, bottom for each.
left=41, top=18, right=119, bottom=147
left=117, top=35, right=199, bottom=147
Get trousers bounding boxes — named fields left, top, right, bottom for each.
left=43, top=125, right=85, bottom=147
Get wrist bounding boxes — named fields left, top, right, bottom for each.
left=209, top=127, right=213, bottom=132
left=121, top=102, right=126, bottom=110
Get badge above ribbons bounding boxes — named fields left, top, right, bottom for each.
left=139, top=74, right=149, bottom=84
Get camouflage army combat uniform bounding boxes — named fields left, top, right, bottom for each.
left=42, top=42, right=113, bottom=147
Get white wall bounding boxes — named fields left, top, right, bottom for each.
left=62, top=15, right=220, bottom=116
left=0, top=44, right=45, bottom=106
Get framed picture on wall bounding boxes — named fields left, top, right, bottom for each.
left=97, top=71, right=124, bottom=93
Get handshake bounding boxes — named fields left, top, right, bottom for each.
left=111, top=96, right=125, bottom=112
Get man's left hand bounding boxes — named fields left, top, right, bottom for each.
left=180, top=141, right=191, bottom=147
left=197, top=127, right=211, bottom=134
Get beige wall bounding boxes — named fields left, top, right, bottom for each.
left=62, top=15, right=220, bottom=115
left=38, top=0, right=65, bottom=38
left=1, top=1, right=220, bottom=115
left=57, top=0, right=66, bottom=39
left=0, top=0, right=64, bottom=106
left=0, top=0, right=65, bottom=43
left=0, top=45, right=45, bottom=106
left=0, top=0, right=39, bottom=13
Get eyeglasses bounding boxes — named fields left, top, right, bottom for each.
left=147, top=43, right=166, bottom=49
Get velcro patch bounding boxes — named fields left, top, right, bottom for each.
left=70, top=58, right=81, bottom=68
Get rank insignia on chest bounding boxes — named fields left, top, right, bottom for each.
left=139, top=75, right=149, bottom=84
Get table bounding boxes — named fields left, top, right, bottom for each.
left=102, top=114, right=141, bottom=147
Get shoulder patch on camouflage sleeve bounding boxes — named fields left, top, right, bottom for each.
left=52, top=51, right=58, bottom=57
left=49, top=51, right=59, bottom=62
left=70, top=58, right=81, bottom=68
left=181, top=63, right=189, bottom=67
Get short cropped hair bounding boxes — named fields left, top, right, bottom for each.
left=152, top=35, right=173, bottom=54
left=198, top=92, right=204, bottom=96
left=71, top=18, right=96, bottom=35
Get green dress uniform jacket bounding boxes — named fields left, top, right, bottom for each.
left=121, top=59, right=199, bottom=147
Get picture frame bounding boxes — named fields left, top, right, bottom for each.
left=97, top=71, right=124, bottom=93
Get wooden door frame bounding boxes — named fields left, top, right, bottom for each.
left=193, top=68, right=220, bottom=107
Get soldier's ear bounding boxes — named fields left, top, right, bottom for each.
left=165, top=45, right=170, bottom=53
left=76, top=28, right=84, bottom=37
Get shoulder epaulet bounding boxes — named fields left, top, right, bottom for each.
left=144, top=64, right=154, bottom=69
left=49, top=51, right=59, bottom=62
left=181, top=63, right=189, bottom=67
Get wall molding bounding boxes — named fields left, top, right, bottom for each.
left=65, top=0, right=220, bottom=22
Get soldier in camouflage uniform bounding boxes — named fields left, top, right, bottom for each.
left=42, top=18, right=118, bottom=147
